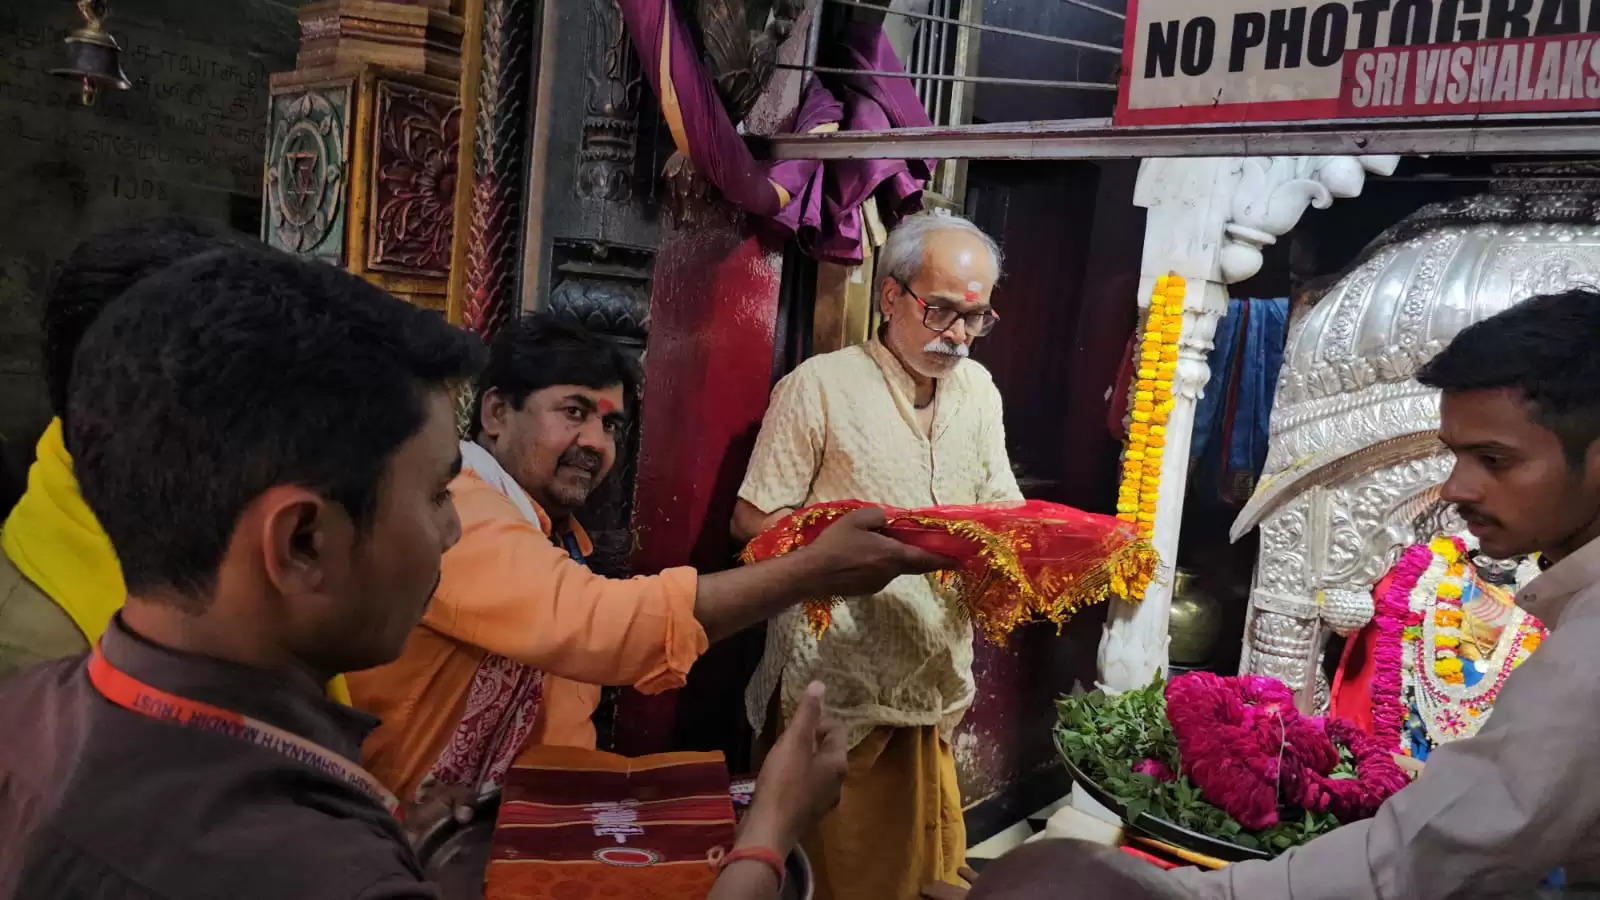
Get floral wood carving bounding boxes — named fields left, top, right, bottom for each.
left=687, top=0, right=805, bottom=122
left=578, top=0, right=643, bottom=203
left=371, top=80, right=461, bottom=276
left=462, top=0, right=536, bottom=339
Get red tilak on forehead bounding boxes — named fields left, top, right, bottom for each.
left=963, top=290, right=980, bottom=302
left=596, top=398, right=618, bottom=415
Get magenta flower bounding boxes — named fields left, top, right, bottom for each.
left=1165, top=672, right=1408, bottom=831
left=1133, top=757, right=1177, bottom=781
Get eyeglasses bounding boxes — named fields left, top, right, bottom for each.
left=897, top=280, right=1000, bottom=337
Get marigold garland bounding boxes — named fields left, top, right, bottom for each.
left=1369, top=536, right=1547, bottom=757
left=1116, top=274, right=1185, bottom=557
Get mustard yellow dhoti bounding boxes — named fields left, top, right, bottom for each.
left=803, top=726, right=966, bottom=900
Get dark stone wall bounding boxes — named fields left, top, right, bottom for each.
left=0, top=0, right=297, bottom=477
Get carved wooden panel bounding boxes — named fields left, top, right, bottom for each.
left=576, top=0, right=642, bottom=204
left=460, top=0, right=537, bottom=339
left=548, top=240, right=653, bottom=579
left=368, top=78, right=460, bottom=277
left=262, top=79, right=354, bottom=264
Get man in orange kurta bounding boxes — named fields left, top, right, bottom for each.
left=349, top=314, right=945, bottom=814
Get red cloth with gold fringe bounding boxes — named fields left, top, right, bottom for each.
left=740, top=499, right=1157, bottom=642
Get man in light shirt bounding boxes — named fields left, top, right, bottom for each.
left=733, top=210, right=1019, bottom=900
left=1164, top=287, right=1600, bottom=897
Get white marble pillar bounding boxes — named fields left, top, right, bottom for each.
left=1096, top=158, right=1234, bottom=692
left=1095, top=155, right=1401, bottom=693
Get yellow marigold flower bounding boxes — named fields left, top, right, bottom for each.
left=1137, top=368, right=1156, bottom=379
left=1435, top=657, right=1463, bottom=676
left=1437, top=582, right=1463, bottom=600
left=1132, top=411, right=1150, bottom=423
left=1134, top=389, right=1154, bottom=401
left=1156, top=275, right=1170, bottom=290
left=1139, top=502, right=1158, bottom=513
left=1129, top=422, right=1149, bottom=435
left=1435, top=609, right=1463, bottom=627
left=1134, top=403, right=1154, bottom=415
left=1126, top=450, right=1145, bottom=462
left=1151, top=425, right=1167, bottom=436
left=1434, top=635, right=1460, bottom=649
left=1117, top=502, right=1136, bottom=514
left=1137, top=511, right=1156, bottom=523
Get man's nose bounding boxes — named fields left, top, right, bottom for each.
left=946, top=318, right=970, bottom=343
left=1438, top=461, right=1476, bottom=505
left=577, top=416, right=610, bottom=450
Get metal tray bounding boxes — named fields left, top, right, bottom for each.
left=1056, top=747, right=1272, bottom=863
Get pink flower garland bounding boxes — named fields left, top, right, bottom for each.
left=1369, top=544, right=1435, bottom=751
left=1165, top=673, right=1409, bottom=830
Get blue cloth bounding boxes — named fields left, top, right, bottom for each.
left=1191, top=298, right=1289, bottom=505
left=558, top=529, right=587, bottom=564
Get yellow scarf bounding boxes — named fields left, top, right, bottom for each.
left=1, top=419, right=352, bottom=705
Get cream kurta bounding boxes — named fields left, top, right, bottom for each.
left=740, top=338, right=1021, bottom=748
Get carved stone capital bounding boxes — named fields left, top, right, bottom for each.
left=1219, top=155, right=1400, bottom=284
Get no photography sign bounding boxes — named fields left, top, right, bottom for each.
left=1116, top=0, right=1600, bottom=123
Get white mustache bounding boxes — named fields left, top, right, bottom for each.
left=923, top=339, right=969, bottom=358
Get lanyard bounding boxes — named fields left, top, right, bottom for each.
left=87, top=644, right=400, bottom=818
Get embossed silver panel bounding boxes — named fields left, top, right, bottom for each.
left=1231, top=193, right=1600, bottom=708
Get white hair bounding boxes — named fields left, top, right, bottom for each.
left=876, top=209, right=1003, bottom=303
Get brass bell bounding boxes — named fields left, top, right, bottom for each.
left=49, top=1, right=132, bottom=106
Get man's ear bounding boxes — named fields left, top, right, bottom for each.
left=879, top=278, right=898, bottom=319
left=479, top=388, right=512, bottom=441
left=1585, top=436, right=1600, bottom=487
left=254, top=485, right=337, bottom=597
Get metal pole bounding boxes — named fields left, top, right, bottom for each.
left=775, top=64, right=1119, bottom=89
left=930, top=0, right=949, bottom=124
left=917, top=2, right=935, bottom=113
left=826, top=0, right=1122, bottom=54
left=1057, top=0, right=1125, bottom=20
left=758, top=114, right=1600, bottom=161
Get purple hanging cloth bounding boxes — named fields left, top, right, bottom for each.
left=763, top=79, right=845, bottom=256
left=811, top=22, right=935, bottom=263
left=616, top=1, right=934, bottom=263
left=614, top=0, right=790, bottom=216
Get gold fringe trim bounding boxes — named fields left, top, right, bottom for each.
left=741, top=509, right=1160, bottom=643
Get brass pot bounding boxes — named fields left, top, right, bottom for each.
left=1168, top=569, right=1222, bottom=667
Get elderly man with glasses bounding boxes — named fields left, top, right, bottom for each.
left=732, top=210, right=1018, bottom=900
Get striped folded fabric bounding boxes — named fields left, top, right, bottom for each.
left=485, top=746, right=738, bottom=900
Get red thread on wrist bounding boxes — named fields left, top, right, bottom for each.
left=718, top=846, right=786, bottom=887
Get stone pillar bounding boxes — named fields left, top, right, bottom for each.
left=1096, top=158, right=1232, bottom=693
left=1095, top=154, right=1400, bottom=694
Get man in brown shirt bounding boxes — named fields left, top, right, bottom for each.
left=0, top=232, right=865, bottom=900
left=0, top=244, right=483, bottom=899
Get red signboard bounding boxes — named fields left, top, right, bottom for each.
left=1115, top=0, right=1600, bottom=125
